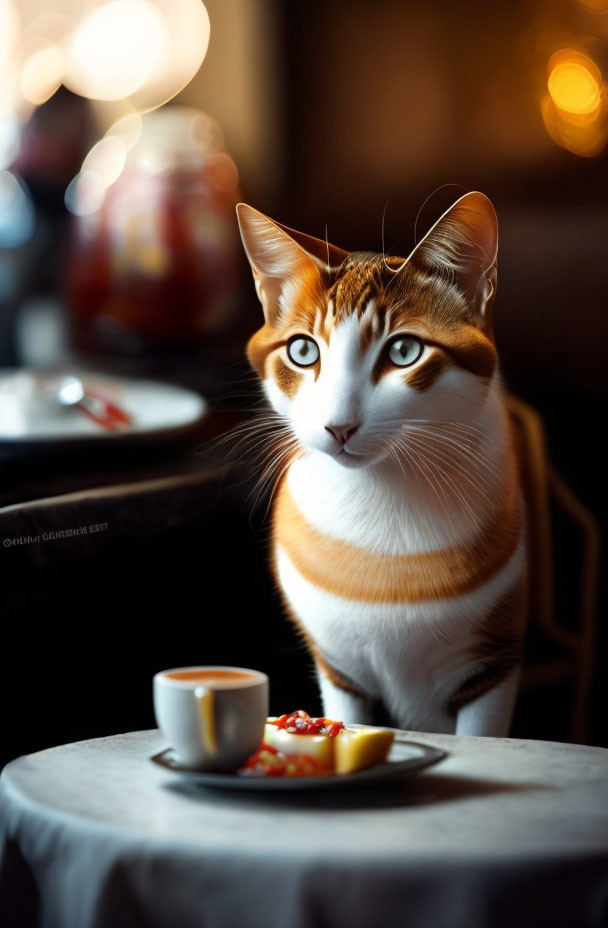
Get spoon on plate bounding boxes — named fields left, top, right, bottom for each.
left=54, top=376, right=132, bottom=431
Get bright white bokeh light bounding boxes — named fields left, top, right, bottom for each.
left=105, top=112, right=143, bottom=153
left=20, top=45, right=64, bottom=105
left=65, top=133, right=128, bottom=216
left=64, top=170, right=106, bottom=216
left=3, top=0, right=210, bottom=116
left=64, top=0, right=168, bottom=101
left=0, top=0, right=20, bottom=71
left=82, top=136, right=127, bottom=188
left=22, top=12, right=76, bottom=44
left=0, top=0, right=21, bottom=115
left=129, top=0, right=210, bottom=110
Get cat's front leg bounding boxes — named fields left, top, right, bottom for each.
left=455, top=666, right=521, bottom=737
left=316, top=668, right=374, bottom=725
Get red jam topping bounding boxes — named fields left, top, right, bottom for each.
left=238, top=744, right=329, bottom=778
left=269, top=709, right=345, bottom=738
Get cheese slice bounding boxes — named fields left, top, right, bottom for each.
left=263, top=721, right=394, bottom=774
left=333, top=726, right=395, bottom=775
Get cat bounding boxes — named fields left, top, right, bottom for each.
left=236, top=192, right=527, bottom=737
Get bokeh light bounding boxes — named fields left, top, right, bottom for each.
left=64, top=106, right=238, bottom=218
left=0, top=0, right=20, bottom=73
left=82, top=136, right=127, bottom=188
left=1, top=0, right=210, bottom=120
left=128, top=0, right=211, bottom=111
left=105, top=112, right=143, bottom=153
left=0, top=115, right=20, bottom=170
left=0, top=0, right=21, bottom=117
left=0, top=170, right=35, bottom=247
left=20, top=44, right=64, bottom=106
left=64, top=0, right=167, bottom=101
left=548, top=50, right=602, bottom=115
left=65, top=133, right=128, bottom=216
left=542, top=48, right=608, bottom=156
left=64, top=170, right=106, bottom=217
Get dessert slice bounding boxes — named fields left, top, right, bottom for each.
left=259, top=710, right=394, bottom=775
left=333, top=725, right=395, bottom=775
left=262, top=726, right=335, bottom=767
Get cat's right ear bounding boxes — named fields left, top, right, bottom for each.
left=407, top=192, right=498, bottom=334
left=236, top=204, right=349, bottom=324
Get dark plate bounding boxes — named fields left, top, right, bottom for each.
left=150, top=735, right=447, bottom=790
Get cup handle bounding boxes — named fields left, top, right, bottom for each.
left=194, top=686, right=218, bottom=756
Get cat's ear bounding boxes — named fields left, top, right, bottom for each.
left=236, top=204, right=349, bottom=324
left=408, top=191, right=498, bottom=331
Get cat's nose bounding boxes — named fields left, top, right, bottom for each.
left=325, top=423, right=360, bottom=446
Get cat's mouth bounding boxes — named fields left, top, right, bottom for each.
left=335, top=446, right=376, bottom=468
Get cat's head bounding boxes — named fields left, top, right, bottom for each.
left=237, top=192, right=498, bottom=469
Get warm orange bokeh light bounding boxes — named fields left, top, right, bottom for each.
left=541, top=93, right=607, bottom=157
left=547, top=50, right=602, bottom=116
left=542, top=49, right=607, bottom=157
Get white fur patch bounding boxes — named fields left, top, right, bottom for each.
left=275, top=534, right=526, bottom=732
left=285, top=376, right=509, bottom=554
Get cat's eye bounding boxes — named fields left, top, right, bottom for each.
left=287, top=336, right=320, bottom=368
left=387, top=335, right=423, bottom=368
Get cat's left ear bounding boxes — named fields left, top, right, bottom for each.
left=236, top=203, right=350, bottom=325
left=408, top=191, right=498, bottom=332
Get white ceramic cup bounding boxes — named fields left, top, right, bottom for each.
left=153, top=666, right=269, bottom=771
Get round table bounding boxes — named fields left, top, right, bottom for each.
left=1, top=730, right=607, bottom=928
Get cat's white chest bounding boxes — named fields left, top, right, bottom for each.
left=274, top=452, right=525, bottom=731
left=285, top=452, right=477, bottom=555
left=274, top=543, right=466, bottom=730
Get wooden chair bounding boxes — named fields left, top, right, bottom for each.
left=507, top=394, right=601, bottom=743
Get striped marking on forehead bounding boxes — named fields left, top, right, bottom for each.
left=326, top=253, right=387, bottom=322
left=359, top=298, right=391, bottom=353
left=247, top=253, right=497, bottom=384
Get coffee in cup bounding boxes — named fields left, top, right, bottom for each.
left=153, top=666, right=269, bottom=771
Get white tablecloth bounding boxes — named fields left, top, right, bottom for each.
left=1, top=730, right=607, bottom=928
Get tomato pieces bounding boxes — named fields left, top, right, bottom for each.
left=239, top=743, right=287, bottom=777
left=269, top=709, right=345, bottom=737
left=238, top=744, right=329, bottom=778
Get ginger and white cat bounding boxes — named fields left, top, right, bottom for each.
left=237, top=192, right=527, bottom=737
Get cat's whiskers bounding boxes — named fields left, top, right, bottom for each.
left=402, top=442, right=460, bottom=540
left=402, top=427, right=500, bottom=481
left=389, top=435, right=459, bottom=538
left=392, top=433, right=481, bottom=528
left=251, top=438, right=304, bottom=520
left=393, top=418, right=502, bottom=467
left=402, top=433, right=497, bottom=514
left=401, top=426, right=503, bottom=482
left=199, top=413, right=296, bottom=481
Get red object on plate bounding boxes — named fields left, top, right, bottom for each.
left=77, top=390, right=133, bottom=431
left=269, top=710, right=345, bottom=738
left=238, top=744, right=330, bottom=778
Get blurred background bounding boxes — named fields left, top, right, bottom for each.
left=0, top=0, right=605, bottom=767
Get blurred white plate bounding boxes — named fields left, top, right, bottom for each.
left=0, top=369, right=207, bottom=449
